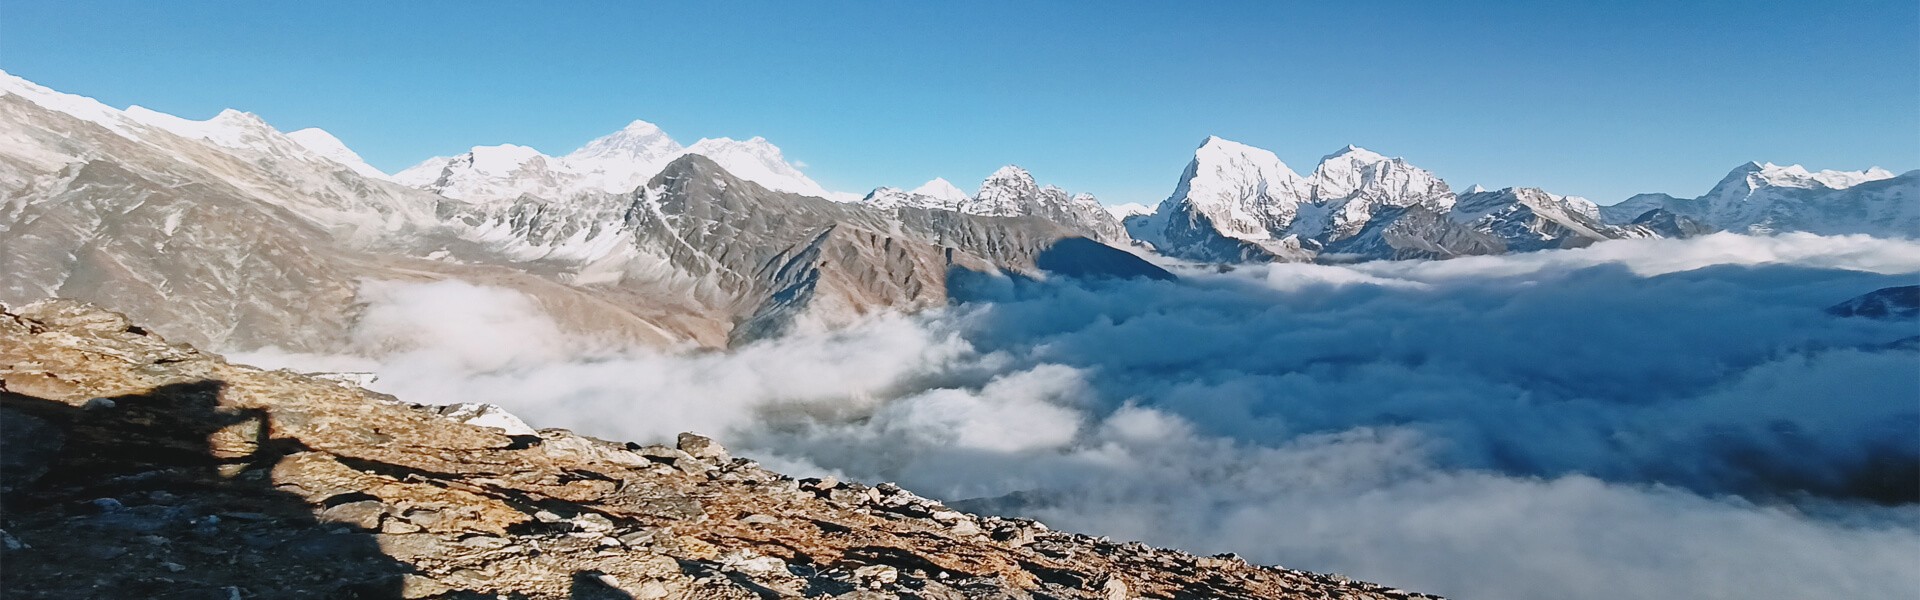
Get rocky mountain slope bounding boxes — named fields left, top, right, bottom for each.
left=861, top=168, right=1129, bottom=245
left=0, top=72, right=1162, bottom=352
left=0, top=299, right=1439, bottom=600
left=452, top=154, right=1165, bottom=343
left=1599, top=162, right=1917, bottom=237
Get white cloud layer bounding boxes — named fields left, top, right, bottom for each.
left=234, top=233, right=1920, bottom=600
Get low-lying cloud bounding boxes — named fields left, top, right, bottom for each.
left=236, top=232, right=1920, bottom=600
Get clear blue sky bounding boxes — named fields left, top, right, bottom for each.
left=3, top=1, right=1915, bottom=205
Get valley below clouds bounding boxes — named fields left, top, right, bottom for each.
left=237, top=232, right=1920, bottom=600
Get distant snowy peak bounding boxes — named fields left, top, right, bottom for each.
left=973, top=165, right=1042, bottom=216
left=1141, top=136, right=1313, bottom=247
left=909, top=177, right=970, bottom=204
left=1179, top=136, right=1311, bottom=212
left=1600, top=161, right=1918, bottom=238
left=860, top=187, right=927, bottom=210
left=407, top=144, right=571, bottom=202
left=1714, top=161, right=1896, bottom=195
left=855, top=166, right=1127, bottom=242
left=684, top=136, right=832, bottom=198
left=1107, top=202, right=1155, bottom=220
left=563, top=119, right=685, bottom=194
left=122, top=107, right=275, bottom=151
left=286, top=128, right=390, bottom=180
left=1453, top=187, right=1601, bottom=224
left=863, top=177, right=972, bottom=211
left=569, top=119, right=677, bottom=163
left=1138, top=135, right=1645, bottom=262
left=393, top=126, right=845, bottom=202
left=393, top=156, right=454, bottom=187
left=1307, top=144, right=1451, bottom=204
left=460, top=144, right=551, bottom=176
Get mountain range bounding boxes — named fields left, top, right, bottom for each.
left=1125, top=137, right=1914, bottom=263
left=1, top=70, right=1910, bottom=352
left=0, top=71, right=1159, bottom=352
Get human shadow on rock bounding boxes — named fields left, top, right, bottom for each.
left=0, top=381, right=408, bottom=599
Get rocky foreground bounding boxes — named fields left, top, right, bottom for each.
left=0, top=300, right=1439, bottom=600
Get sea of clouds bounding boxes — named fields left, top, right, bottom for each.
left=236, top=232, right=1920, bottom=600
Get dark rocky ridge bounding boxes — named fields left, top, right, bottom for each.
left=0, top=300, right=1437, bottom=599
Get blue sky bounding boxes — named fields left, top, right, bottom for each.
left=4, top=1, right=1914, bottom=205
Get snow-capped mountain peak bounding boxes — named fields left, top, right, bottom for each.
left=286, top=128, right=391, bottom=180
left=567, top=119, right=680, bottom=160
left=563, top=119, right=684, bottom=194
left=972, top=165, right=1042, bottom=216
left=1190, top=136, right=1301, bottom=176
left=1107, top=202, right=1155, bottom=220
left=393, top=156, right=454, bottom=186
left=393, top=122, right=849, bottom=202
left=1304, top=144, right=1453, bottom=238
left=856, top=166, right=1127, bottom=241
left=909, top=177, right=969, bottom=203
left=399, top=144, right=571, bottom=202
left=1718, top=161, right=1897, bottom=194
left=122, top=106, right=278, bottom=152
left=462, top=144, right=550, bottom=176
left=1591, top=161, right=1920, bottom=237
left=1154, top=135, right=1311, bottom=240
left=984, top=165, right=1037, bottom=185
left=1320, top=144, right=1388, bottom=164
left=684, top=136, right=834, bottom=198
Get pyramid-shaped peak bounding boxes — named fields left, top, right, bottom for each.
left=1196, top=135, right=1267, bottom=154
left=986, top=165, right=1034, bottom=181
left=910, top=177, right=969, bottom=202
left=1321, top=144, right=1388, bottom=164
left=1191, top=136, right=1292, bottom=169
left=618, top=119, right=665, bottom=134
left=212, top=108, right=264, bottom=124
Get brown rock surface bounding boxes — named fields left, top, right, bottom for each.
left=0, top=299, right=1439, bottom=599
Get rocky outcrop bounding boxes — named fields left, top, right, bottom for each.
left=0, top=300, right=1435, bottom=599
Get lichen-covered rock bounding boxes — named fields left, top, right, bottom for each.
left=0, top=300, right=1442, bottom=599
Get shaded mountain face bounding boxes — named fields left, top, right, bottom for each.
left=1828, top=285, right=1920, bottom=320
left=1598, top=162, right=1916, bottom=237
left=860, top=167, right=1131, bottom=245
left=0, top=72, right=1162, bottom=352
left=1621, top=208, right=1715, bottom=239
